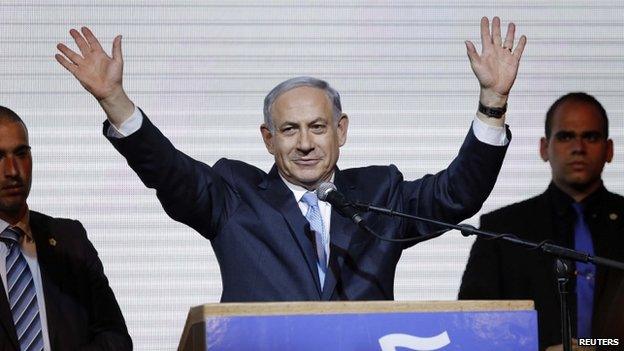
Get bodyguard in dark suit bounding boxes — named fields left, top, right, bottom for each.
left=459, top=93, right=624, bottom=350
left=55, top=17, right=527, bottom=302
left=0, top=107, right=131, bottom=350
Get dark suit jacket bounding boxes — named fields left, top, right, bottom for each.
left=459, top=183, right=624, bottom=350
left=0, top=211, right=131, bottom=351
left=106, top=114, right=509, bottom=302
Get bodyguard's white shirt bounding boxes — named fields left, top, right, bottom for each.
left=0, top=214, right=51, bottom=351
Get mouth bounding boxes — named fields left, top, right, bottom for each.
left=293, top=158, right=321, bottom=166
left=567, top=161, right=588, bottom=170
left=1, top=184, right=24, bottom=194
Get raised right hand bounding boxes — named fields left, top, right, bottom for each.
left=56, top=27, right=124, bottom=100
left=56, top=27, right=134, bottom=125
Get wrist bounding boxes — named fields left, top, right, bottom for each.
left=98, top=87, right=135, bottom=126
left=479, top=89, right=508, bottom=108
left=478, top=101, right=507, bottom=119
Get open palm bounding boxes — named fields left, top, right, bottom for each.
left=56, top=27, right=123, bottom=101
left=466, top=17, right=527, bottom=98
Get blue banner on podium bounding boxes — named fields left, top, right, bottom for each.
left=204, top=310, right=537, bottom=350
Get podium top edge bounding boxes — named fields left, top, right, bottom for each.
left=188, top=300, right=534, bottom=319
left=178, top=300, right=536, bottom=350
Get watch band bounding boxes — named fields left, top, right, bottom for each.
left=478, top=102, right=507, bottom=119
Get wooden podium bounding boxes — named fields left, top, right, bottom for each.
left=178, top=300, right=537, bottom=351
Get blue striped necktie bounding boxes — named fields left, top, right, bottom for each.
left=1, top=226, right=44, bottom=351
left=572, top=203, right=595, bottom=338
left=301, top=192, right=328, bottom=290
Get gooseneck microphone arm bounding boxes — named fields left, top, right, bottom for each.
left=316, top=182, right=455, bottom=244
left=315, top=182, right=401, bottom=243
left=315, top=181, right=624, bottom=270
left=353, top=201, right=624, bottom=271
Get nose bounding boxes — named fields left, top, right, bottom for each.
left=3, top=156, right=20, bottom=177
left=297, top=130, right=314, bottom=153
left=570, top=136, right=587, bottom=154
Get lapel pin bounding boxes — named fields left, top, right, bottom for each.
left=609, top=213, right=618, bottom=221
left=49, top=238, right=57, bottom=247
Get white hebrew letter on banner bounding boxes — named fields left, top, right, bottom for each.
left=378, top=332, right=451, bottom=351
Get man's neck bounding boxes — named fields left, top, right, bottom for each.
left=553, top=180, right=602, bottom=203
left=278, top=172, right=336, bottom=192
left=0, top=205, right=27, bottom=225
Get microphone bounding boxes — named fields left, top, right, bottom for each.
left=316, top=182, right=414, bottom=244
left=316, top=182, right=364, bottom=225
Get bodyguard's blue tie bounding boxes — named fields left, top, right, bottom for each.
left=1, top=227, right=44, bottom=351
left=572, top=203, right=595, bottom=338
left=301, top=192, right=328, bottom=290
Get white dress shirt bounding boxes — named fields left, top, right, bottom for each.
left=280, top=174, right=333, bottom=267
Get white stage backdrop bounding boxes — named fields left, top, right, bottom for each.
left=1, top=1, right=622, bottom=349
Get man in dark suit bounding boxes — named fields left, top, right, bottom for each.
left=54, top=17, right=526, bottom=301
left=459, top=92, right=624, bottom=350
left=0, top=107, right=131, bottom=350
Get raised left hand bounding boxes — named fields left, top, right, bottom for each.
left=466, top=17, right=527, bottom=106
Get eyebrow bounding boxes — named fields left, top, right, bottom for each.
left=278, top=117, right=327, bottom=128
left=554, top=130, right=604, bottom=137
left=15, top=145, right=32, bottom=152
left=0, top=144, right=31, bottom=155
left=277, top=121, right=299, bottom=129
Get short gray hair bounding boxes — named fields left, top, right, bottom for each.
left=263, top=76, right=342, bottom=132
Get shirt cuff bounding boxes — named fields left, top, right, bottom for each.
left=106, top=105, right=143, bottom=138
left=471, top=115, right=509, bottom=146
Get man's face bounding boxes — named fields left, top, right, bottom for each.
left=261, top=86, right=348, bottom=190
left=0, top=120, right=32, bottom=221
left=540, top=100, right=613, bottom=195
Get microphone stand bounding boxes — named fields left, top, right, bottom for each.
left=353, top=201, right=624, bottom=349
left=556, top=259, right=574, bottom=351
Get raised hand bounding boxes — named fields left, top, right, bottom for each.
left=56, top=27, right=134, bottom=125
left=466, top=17, right=527, bottom=107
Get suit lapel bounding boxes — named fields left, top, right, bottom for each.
left=321, top=170, right=357, bottom=300
left=537, top=191, right=557, bottom=242
left=528, top=191, right=558, bottom=276
left=258, top=166, right=322, bottom=296
left=590, top=191, right=624, bottom=306
left=29, top=211, right=61, bottom=349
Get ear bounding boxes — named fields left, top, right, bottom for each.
left=539, top=137, right=549, bottom=162
left=606, top=139, right=614, bottom=163
left=260, top=124, right=275, bottom=155
left=336, top=113, right=349, bottom=147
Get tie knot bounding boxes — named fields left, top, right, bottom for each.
left=301, top=191, right=319, bottom=207
left=572, top=202, right=584, bottom=216
left=0, top=227, right=21, bottom=247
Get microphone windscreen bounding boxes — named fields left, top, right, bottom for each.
left=316, top=182, right=337, bottom=201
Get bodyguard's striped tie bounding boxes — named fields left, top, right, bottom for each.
left=1, top=227, right=44, bottom=351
